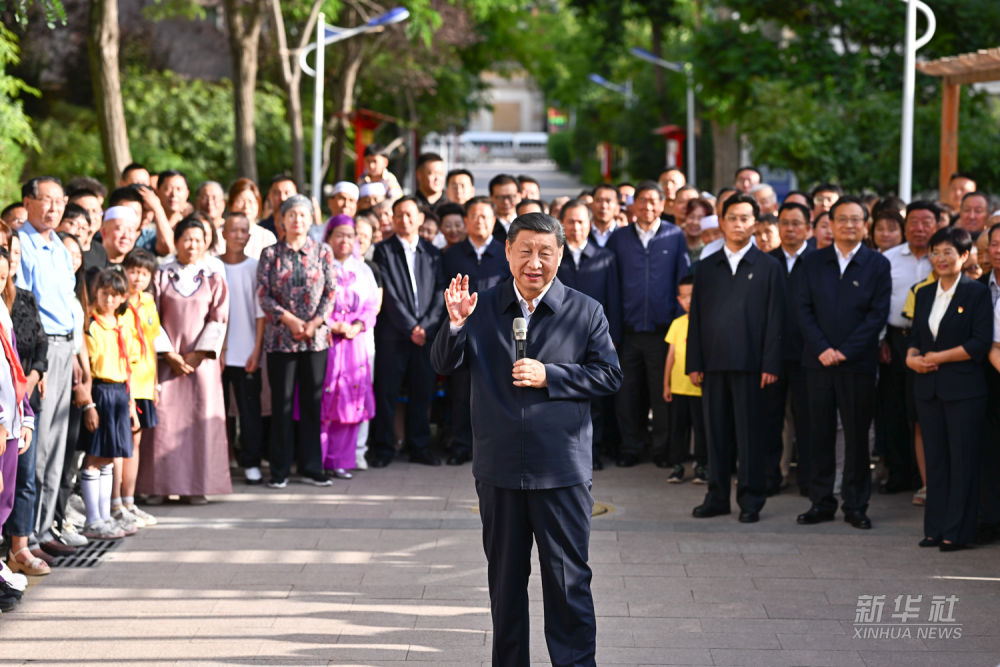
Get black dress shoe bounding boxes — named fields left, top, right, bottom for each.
left=592, top=457, right=604, bottom=471
left=738, top=510, right=760, bottom=523
left=692, top=504, right=731, bottom=518
left=616, top=453, right=639, bottom=468
left=652, top=456, right=671, bottom=469
left=409, top=450, right=441, bottom=466
left=446, top=452, right=472, bottom=466
left=939, top=542, right=970, bottom=552
left=39, top=539, right=75, bottom=556
left=844, top=511, right=872, bottom=530
left=796, top=507, right=835, bottom=525
left=918, top=537, right=942, bottom=548
left=368, top=455, right=392, bottom=468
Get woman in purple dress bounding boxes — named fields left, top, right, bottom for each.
left=320, top=216, right=378, bottom=478
left=138, top=217, right=230, bottom=503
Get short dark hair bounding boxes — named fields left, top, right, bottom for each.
left=660, top=166, right=684, bottom=178
left=577, top=188, right=594, bottom=198
left=121, top=163, right=148, bottom=180
left=872, top=207, right=904, bottom=232
left=173, top=215, right=209, bottom=245
left=108, top=186, right=143, bottom=208
left=516, top=199, right=546, bottom=215
left=517, top=175, right=539, bottom=187
left=436, top=202, right=464, bottom=219
left=67, top=187, right=100, bottom=203
left=960, top=191, right=990, bottom=208
left=950, top=171, right=976, bottom=183
left=592, top=183, right=618, bottom=200
left=783, top=189, right=811, bottom=204
left=123, top=248, right=158, bottom=274
left=558, top=198, right=594, bottom=223
left=62, top=203, right=89, bottom=222
left=778, top=202, right=811, bottom=222
left=758, top=213, right=778, bottom=226
left=871, top=196, right=905, bottom=219
left=391, top=195, right=421, bottom=214
left=829, top=195, right=869, bottom=223
left=507, top=212, right=565, bottom=248
left=22, top=176, right=63, bottom=200
left=93, top=266, right=129, bottom=296
left=446, top=169, right=473, bottom=186
left=463, top=195, right=495, bottom=216
left=676, top=185, right=698, bottom=196
left=269, top=173, right=295, bottom=188
left=634, top=180, right=664, bottom=200
left=721, top=193, right=760, bottom=220
left=812, top=211, right=829, bottom=229
left=928, top=226, right=972, bottom=255
left=988, top=222, right=1000, bottom=243
left=616, top=181, right=634, bottom=190
left=363, top=143, right=387, bottom=157
left=1, top=203, right=24, bottom=218
left=488, top=173, right=518, bottom=195
left=416, top=152, right=443, bottom=170
left=734, top=165, right=760, bottom=179
left=811, top=182, right=842, bottom=198
left=905, top=200, right=941, bottom=224
left=716, top=186, right=737, bottom=201
left=678, top=274, right=694, bottom=288
left=66, top=176, right=107, bottom=199
left=157, top=169, right=188, bottom=188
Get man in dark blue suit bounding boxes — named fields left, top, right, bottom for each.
left=370, top=196, right=447, bottom=467
left=432, top=213, right=622, bottom=667
left=796, top=195, right=891, bottom=529
left=686, top=193, right=784, bottom=523
left=441, top=197, right=510, bottom=466
left=766, top=202, right=816, bottom=496
left=557, top=198, right=621, bottom=470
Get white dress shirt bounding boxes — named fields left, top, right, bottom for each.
left=591, top=224, right=614, bottom=247
left=569, top=241, right=587, bottom=269
left=782, top=242, right=808, bottom=273
left=513, top=281, right=553, bottom=323
left=928, top=278, right=958, bottom=340
left=470, top=237, right=492, bottom=261
left=723, top=240, right=753, bottom=275
left=835, top=242, right=862, bottom=276
left=397, top=236, right=420, bottom=310
left=884, top=243, right=933, bottom=328
left=636, top=220, right=661, bottom=249
left=988, top=270, right=1000, bottom=308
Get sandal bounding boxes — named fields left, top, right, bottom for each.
left=8, top=548, right=51, bottom=576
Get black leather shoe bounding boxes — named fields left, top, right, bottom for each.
left=796, top=507, right=835, bottom=525
left=918, top=537, right=941, bottom=548
left=368, top=455, right=392, bottom=468
left=692, top=504, right=731, bottom=518
left=592, top=457, right=604, bottom=471
left=616, top=453, right=640, bottom=468
left=652, top=456, right=671, bottom=469
left=446, top=452, right=471, bottom=466
left=409, top=450, right=441, bottom=466
left=738, top=510, right=759, bottom=523
left=939, top=542, right=969, bottom=552
left=39, top=539, right=75, bottom=556
left=844, top=511, right=872, bottom=530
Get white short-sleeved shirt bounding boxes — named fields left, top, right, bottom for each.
left=223, top=257, right=264, bottom=367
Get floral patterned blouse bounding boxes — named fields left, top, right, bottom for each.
left=258, top=238, right=336, bottom=353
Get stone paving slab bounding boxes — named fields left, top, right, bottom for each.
left=1, top=462, right=998, bottom=666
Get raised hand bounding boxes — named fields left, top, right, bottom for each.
left=444, top=274, right=478, bottom=327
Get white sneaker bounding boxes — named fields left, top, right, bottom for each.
left=112, top=509, right=139, bottom=535
left=59, top=523, right=89, bottom=547
left=82, top=520, right=125, bottom=541
left=355, top=454, right=368, bottom=470
left=127, top=505, right=157, bottom=527
left=0, top=561, right=27, bottom=590
left=244, top=466, right=263, bottom=484
left=64, top=504, right=86, bottom=530
left=267, top=479, right=288, bottom=489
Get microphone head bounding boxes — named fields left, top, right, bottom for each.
left=513, top=317, right=527, bottom=340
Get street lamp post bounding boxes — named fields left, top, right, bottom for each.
left=588, top=74, right=634, bottom=181
left=630, top=47, right=696, bottom=186
left=299, top=7, right=410, bottom=199
left=898, top=0, right=935, bottom=202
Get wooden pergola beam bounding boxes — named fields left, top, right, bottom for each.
left=939, top=77, right=960, bottom=199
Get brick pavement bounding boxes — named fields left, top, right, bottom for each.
left=1, top=462, right=998, bottom=666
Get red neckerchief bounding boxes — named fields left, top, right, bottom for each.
left=0, top=322, right=27, bottom=406
left=91, top=312, right=132, bottom=391
left=126, top=297, right=149, bottom=359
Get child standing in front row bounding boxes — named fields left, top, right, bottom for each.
left=663, top=275, right=708, bottom=484
left=120, top=249, right=161, bottom=527
left=81, top=269, right=139, bottom=541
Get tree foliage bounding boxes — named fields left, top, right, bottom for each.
left=0, top=25, right=38, bottom=201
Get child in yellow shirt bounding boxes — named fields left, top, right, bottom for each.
left=663, top=275, right=707, bottom=484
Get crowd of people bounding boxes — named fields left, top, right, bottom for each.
left=0, top=147, right=998, bottom=616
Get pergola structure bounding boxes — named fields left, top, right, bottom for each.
left=916, top=47, right=1000, bottom=196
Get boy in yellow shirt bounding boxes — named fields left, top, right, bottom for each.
left=663, top=275, right=707, bottom=484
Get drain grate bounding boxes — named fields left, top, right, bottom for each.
left=50, top=538, right=122, bottom=568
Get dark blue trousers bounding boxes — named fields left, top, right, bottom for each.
left=476, top=480, right=596, bottom=667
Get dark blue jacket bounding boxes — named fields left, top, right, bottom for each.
left=909, top=275, right=992, bottom=401
left=442, top=238, right=510, bottom=294
left=686, top=245, right=785, bottom=376
left=769, top=246, right=816, bottom=363
left=606, top=222, right=689, bottom=332
left=373, top=235, right=446, bottom=341
left=431, top=278, right=622, bottom=490
left=797, top=244, right=891, bottom=374
left=557, top=243, right=622, bottom=345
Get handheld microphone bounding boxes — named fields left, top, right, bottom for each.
left=513, top=317, right=527, bottom=361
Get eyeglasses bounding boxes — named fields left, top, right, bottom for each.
left=833, top=216, right=866, bottom=226
left=493, top=194, right=518, bottom=201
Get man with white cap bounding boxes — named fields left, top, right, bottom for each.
left=311, top=182, right=360, bottom=243
left=358, top=182, right=387, bottom=211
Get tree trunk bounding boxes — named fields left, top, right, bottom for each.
left=711, top=120, right=740, bottom=193
left=88, top=0, right=131, bottom=188
left=224, top=0, right=266, bottom=183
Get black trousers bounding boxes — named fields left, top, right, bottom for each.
left=268, top=350, right=327, bottom=482
left=917, top=394, right=986, bottom=545
left=590, top=393, right=619, bottom=460
left=447, top=366, right=472, bottom=456
left=222, top=366, right=264, bottom=468
left=877, top=328, right=917, bottom=488
left=701, top=371, right=767, bottom=513
left=806, top=369, right=874, bottom=514
left=764, top=360, right=810, bottom=492
left=668, top=394, right=706, bottom=466
left=476, top=480, right=596, bottom=667
left=615, top=331, right=669, bottom=459
left=373, top=337, right=435, bottom=459
left=981, top=372, right=1000, bottom=527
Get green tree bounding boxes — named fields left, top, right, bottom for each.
left=0, top=25, right=38, bottom=201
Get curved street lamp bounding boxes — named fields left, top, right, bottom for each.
left=630, top=47, right=696, bottom=186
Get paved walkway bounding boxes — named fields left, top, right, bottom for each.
left=2, top=462, right=999, bottom=666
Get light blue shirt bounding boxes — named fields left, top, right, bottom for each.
left=15, top=220, right=77, bottom=335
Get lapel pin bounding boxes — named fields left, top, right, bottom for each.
left=958, top=306, right=964, bottom=314
left=747, top=273, right=753, bottom=280
left=852, top=280, right=859, bottom=287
